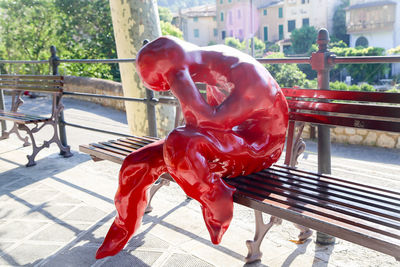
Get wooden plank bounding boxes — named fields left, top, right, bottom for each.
left=282, top=88, right=400, bottom=104
left=231, top=191, right=400, bottom=258
left=0, top=84, right=62, bottom=93
left=0, top=74, right=63, bottom=80
left=241, top=173, right=400, bottom=222
left=0, top=80, right=63, bottom=87
left=228, top=179, right=400, bottom=238
left=264, top=167, right=400, bottom=205
left=272, top=165, right=400, bottom=199
left=287, top=99, right=400, bottom=119
left=79, top=144, right=125, bottom=164
left=0, top=111, right=49, bottom=124
left=289, top=112, right=400, bottom=133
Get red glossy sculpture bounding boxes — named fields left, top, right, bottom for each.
left=95, top=36, right=289, bottom=259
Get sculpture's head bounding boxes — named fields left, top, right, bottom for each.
left=136, top=36, right=191, bottom=91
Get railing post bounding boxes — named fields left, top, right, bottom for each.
left=49, top=45, right=69, bottom=154
left=142, top=40, right=158, bottom=137
left=310, top=28, right=336, bottom=245
left=0, top=88, right=6, bottom=134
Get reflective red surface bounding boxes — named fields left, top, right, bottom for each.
left=96, top=36, right=288, bottom=259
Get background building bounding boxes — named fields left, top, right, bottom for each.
left=176, top=4, right=217, bottom=46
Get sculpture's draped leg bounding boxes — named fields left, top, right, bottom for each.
left=96, top=140, right=166, bottom=259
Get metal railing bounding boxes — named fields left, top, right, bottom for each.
left=1, top=28, right=400, bottom=243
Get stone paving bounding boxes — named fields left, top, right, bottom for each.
left=0, top=95, right=399, bottom=266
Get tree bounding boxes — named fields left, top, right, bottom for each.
left=160, top=21, right=183, bottom=39
left=290, top=26, right=318, bottom=55
left=159, top=6, right=173, bottom=22
left=0, top=0, right=62, bottom=74
left=225, top=37, right=265, bottom=57
left=331, top=46, right=389, bottom=83
left=264, top=53, right=307, bottom=88
left=332, top=0, right=349, bottom=45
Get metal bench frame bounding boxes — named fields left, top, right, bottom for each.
left=0, top=74, right=72, bottom=166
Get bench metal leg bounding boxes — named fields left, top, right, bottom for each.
left=245, top=210, right=282, bottom=263
left=293, top=223, right=313, bottom=242
left=145, top=176, right=170, bottom=213
left=0, top=123, right=30, bottom=147
left=18, top=120, right=72, bottom=167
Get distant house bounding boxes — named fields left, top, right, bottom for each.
left=346, top=0, right=399, bottom=50
left=346, top=0, right=400, bottom=74
left=175, top=4, right=217, bottom=46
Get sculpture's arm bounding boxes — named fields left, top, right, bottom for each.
left=169, top=68, right=270, bottom=130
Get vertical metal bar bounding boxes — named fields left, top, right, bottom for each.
left=0, top=89, right=6, bottom=134
left=311, top=29, right=335, bottom=245
left=146, top=89, right=157, bottom=137
left=141, top=39, right=158, bottom=137
left=49, top=46, right=69, bottom=154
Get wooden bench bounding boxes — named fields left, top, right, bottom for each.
left=79, top=88, right=400, bottom=263
left=0, top=74, right=72, bottom=166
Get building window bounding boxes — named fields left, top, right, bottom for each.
left=222, top=30, right=226, bottom=40
left=193, top=17, right=198, bottom=22
left=263, top=9, right=267, bottom=16
left=239, top=29, right=243, bottom=39
left=220, top=0, right=223, bottom=3
left=228, top=0, right=232, bottom=2
left=263, top=26, right=268, bottom=41
left=214, top=28, right=218, bottom=37
left=230, top=30, right=233, bottom=37
left=288, top=20, right=296, bottom=32
left=213, top=17, right=216, bottom=21
left=278, top=7, right=283, bottom=18
left=194, top=29, right=199, bottom=38
left=355, top=36, right=369, bottom=47
left=220, top=12, right=224, bottom=21
left=279, top=24, right=283, bottom=40
left=237, top=9, right=241, bottom=19
left=302, top=18, right=309, bottom=26
left=229, top=11, right=233, bottom=25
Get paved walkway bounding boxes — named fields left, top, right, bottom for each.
left=0, top=95, right=399, bottom=267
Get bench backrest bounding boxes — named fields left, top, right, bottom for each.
left=0, top=75, right=63, bottom=93
left=282, top=88, right=400, bottom=133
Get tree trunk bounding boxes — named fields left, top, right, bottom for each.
left=109, top=0, right=175, bottom=137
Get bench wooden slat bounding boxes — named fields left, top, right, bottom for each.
left=288, top=99, right=400, bottom=119
left=273, top=165, right=400, bottom=198
left=265, top=167, right=400, bottom=206
left=242, top=173, right=400, bottom=224
left=0, top=84, right=62, bottom=93
left=108, top=140, right=144, bottom=151
left=290, top=112, right=400, bottom=132
left=0, top=80, right=63, bottom=87
left=231, top=189, right=400, bottom=258
left=79, top=144, right=126, bottom=164
left=0, top=111, right=49, bottom=124
left=282, top=88, right=400, bottom=103
left=0, top=74, right=63, bottom=80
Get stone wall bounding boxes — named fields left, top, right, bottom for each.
left=302, top=125, right=400, bottom=149
left=63, top=76, right=126, bottom=111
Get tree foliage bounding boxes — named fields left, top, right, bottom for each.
left=330, top=46, right=389, bottom=83
left=332, top=0, right=349, bottom=44
left=264, top=53, right=307, bottom=88
left=159, top=6, right=173, bottom=22
left=225, top=37, right=266, bottom=57
left=160, top=21, right=183, bottom=39
left=290, top=26, right=318, bottom=55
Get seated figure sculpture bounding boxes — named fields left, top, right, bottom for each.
left=95, top=36, right=289, bottom=259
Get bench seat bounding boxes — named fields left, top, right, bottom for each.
left=79, top=136, right=400, bottom=260
left=0, top=110, right=50, bottom=124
